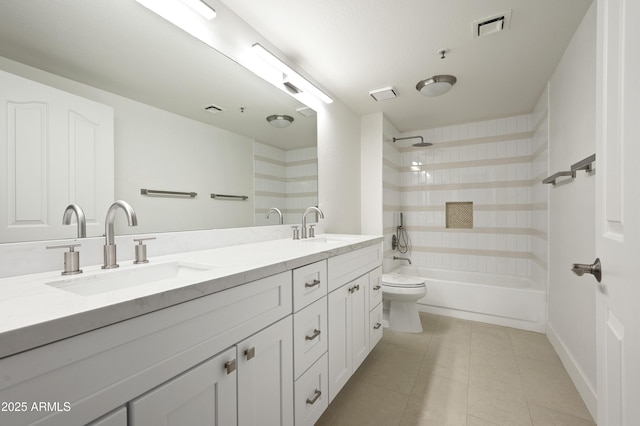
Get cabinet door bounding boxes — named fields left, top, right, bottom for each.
left=369, top=267, right=383, bottom=310
left=237, top=316, right=293, bottom=426
left=328, top=283, right=352, bottom=402
left=293, top=297, right=328, bottom=380
left=350, top=274, right=370, bottom=371
left=369, top=302, right=384, bottom=350
left=130, top=347, right=237, bottom=426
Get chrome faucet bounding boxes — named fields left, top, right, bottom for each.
left=393, top=256, right=412, bottom=265
left=301, top=206, right=324, bottom=239
left=102, top=200, right=138, bottom=269
left=265, top=207, right=283, bottom=224
left=62, top=203, right=86, bottom=238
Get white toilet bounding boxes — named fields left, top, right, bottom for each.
left=381, top=273, right=427, bottom=333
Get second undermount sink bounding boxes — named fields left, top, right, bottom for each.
left=46, top=261, right=213, bottom=297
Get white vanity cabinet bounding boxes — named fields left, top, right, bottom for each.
left=130, top=316, right=294, bottom=426
left=0, top=272, right=292, bottom=426
left=87, top=408, right=128, bottom=426
left=327, top=244, right=383, bottom=402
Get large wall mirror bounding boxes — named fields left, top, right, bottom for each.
left=0, top=0, right=317, bottom=244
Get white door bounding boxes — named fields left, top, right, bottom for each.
left=129, top=347, right=237, bottom=426
left=0, top=70, right=114, bottom=243
left=595, top=0, right=640, bottom=424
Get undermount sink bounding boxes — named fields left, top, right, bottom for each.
left=46, top=261, right=213, bottom=296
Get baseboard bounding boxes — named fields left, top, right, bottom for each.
left=546, top=322, right=597, bottom=421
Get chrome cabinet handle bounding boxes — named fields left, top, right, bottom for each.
left=306, top=389, right=322, bottom=405
left=225, top=359, right=236, bottom=375
left=305, top=329, right=321, bottom=341
left=571, top=258, right=602, bottom=282
left=373, top=285, right=381, bottom=291
left=348, top=284, right=360, bottom=293
left=244, top=347, right=255, bottom=360
left=305, top=279, right=321, bottom=288
left=374, top=323, right=382, bottom=330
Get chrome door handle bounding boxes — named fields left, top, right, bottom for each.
left=571, top=258, right=602, bottom=282
left=305, top=279, right=321, bottom=288
left=305, top=329, right=321, bottom=341
left=244, top=346, right=255, bottom=360
left=306, top=389, right=322, bottom=405
left=225, top=359, right=236, bottom=375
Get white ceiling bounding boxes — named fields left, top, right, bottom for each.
left=221, top=0, right=593, bottom=132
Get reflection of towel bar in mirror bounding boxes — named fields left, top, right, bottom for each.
left=571, top=153, right=596, bottom=172
left=542, top=171, right=576, bottom=185
left=141, top=189, right=197, bottom=198
left=211, top=193, right=249, bottom=201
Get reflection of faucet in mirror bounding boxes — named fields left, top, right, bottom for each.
left=102, top=200, right=138, bottom=269
left=62, top=203, right=86, bottom=238
left=265, top=207, right=284, bottom=225
left=301, top=206, right=324, bottom=239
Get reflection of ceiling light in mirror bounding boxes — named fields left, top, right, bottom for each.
left=267, top=114, right=294, bottom=128
left=416, top=75, right=457, bottom=97
left=181, top=0, right=216, bottom=19
left=135, top=0, right=214, bottom=39
left=252, top=43, right=333, bottom=104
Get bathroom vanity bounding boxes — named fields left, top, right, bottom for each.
left=0, top=234, right=382, bottom=426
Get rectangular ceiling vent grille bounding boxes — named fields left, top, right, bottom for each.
left=204, top=104, right=224, bottom=114
left=473, top=10, right=512, bottom=38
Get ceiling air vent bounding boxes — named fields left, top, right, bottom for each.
left=204, top=104, right=224, bottom=114
left=473, top=10, right=512, bottom=38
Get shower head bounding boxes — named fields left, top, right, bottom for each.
left=392, top=136, right=433, bottom=147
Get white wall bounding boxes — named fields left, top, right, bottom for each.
left=360, top=113, right=384, bottom=235
left=316, top=100, right=362, bottom=233
left=546, top=2, right=597, bottom=418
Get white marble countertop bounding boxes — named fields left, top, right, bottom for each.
left=0, top=234, right=382, bottom=359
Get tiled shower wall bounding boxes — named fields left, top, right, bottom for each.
left=254, top=142, right=318, bottom=226
left=383, top=111, right=549, bottom=282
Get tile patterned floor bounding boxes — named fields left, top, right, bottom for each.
left=316, top=313, right=595, bottom=426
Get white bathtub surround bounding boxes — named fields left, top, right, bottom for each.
left=0, top=232, right=380, bottom=359
left=396, top=266, right=546, bottom=332
left=254, top=141, right=318, bottom=226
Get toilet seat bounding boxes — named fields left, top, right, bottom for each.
left=382, top=273, right=425, bottom=288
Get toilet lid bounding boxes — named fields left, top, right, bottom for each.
left=382, top=273, right=425, bottom=288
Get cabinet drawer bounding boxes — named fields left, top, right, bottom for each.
left=369, top=302, right=383, bottom=350
left=328, top=244, right=382, bottom=292
left=369, top=267, right=383, bottom=310
left=294, top=297, right=328, bottom=379
left=294, top=353, right=328, bottom=426
left=293, top=260, right=327, bottom=312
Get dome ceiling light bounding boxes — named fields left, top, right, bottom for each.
left=266, top=114, right=294, bottom=128
left=416, top=75, right=457, bottom=97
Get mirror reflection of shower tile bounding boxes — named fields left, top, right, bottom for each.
left=446, top=202, right=473, bottom=229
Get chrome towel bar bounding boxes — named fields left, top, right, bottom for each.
left=210, top=193, right=249, bottom=200
left=543, top=153, right=595, bottom=185
left=141, top=188, right=197, bottom=197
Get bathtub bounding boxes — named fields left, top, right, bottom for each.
left=391, top=266, right=547, bottom=332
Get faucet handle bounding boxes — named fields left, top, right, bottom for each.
left=309, top=224, right=316, bottom=238
left=47, top=244, right=82, bottom=275
left=291, top=226, right=300, bottom=240
left=133, top=237, right=156, bottom=264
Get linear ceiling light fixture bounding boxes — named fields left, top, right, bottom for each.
left=252, top=43, right=333, bottom=104
left=136, top=0, right=216, bottom=24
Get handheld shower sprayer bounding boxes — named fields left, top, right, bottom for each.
left=392, top=212, right=411, bottom=253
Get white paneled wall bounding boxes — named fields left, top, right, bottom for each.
left=384, top=114, right=548, bottom=278
left=254, top=142, right=317, bottom=225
